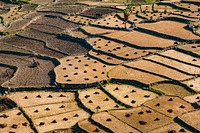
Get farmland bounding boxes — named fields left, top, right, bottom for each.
left=0, top=0, right=199, bottom=132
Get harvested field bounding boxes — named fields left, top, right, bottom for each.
left=33, top=109, right=89, bottom=133
left=183, top=78, right=200, bottom=92
left=144, top=96, right=195, bottom=118
left=109, top=106, right=172, bottom=132
left=152, top=83, right=192, bottom=97
left=137, top=12, right=170, bottom=21
left=153, top=4, right=176, bottom=12
left=78, top=87, right=125, bottom=112
left=92, top=13, right=132, bottom=29
left=177, top=110, right=200, bottom=131
left=173, top=3, right=199, bottom=11
left=158, top=50, right=200, bottom=66
left=92, top=111, right=140, bottom=133
left=173, top=11, right=200, bottom=19
left=8, top=91, right=75, bottom=107
left=80, top=8, right=120, bottom=19
left=105, top=30, right=174, bottom=48
left=149, top=122, right=191, bottom=133
left=0, top=66, right=15, bottom=85
left=88, top=50, right=125, bottom=65
left=1, top=35, right=65, bottom=58
left=88, top=37, right=157, bottom=60
left=108, top=65, right=167, bottom=84
left=178, top=44, right=200, bottom=56
left=184, top=94, right=200, bottom=107
left=126, top=60, right=192, bottom=81
left=63, top=15, right=95, bottom=25
left=26, top=23, right=64, bottom=33
left=141, top=4, right=153, bottom=12
left=33, top=15, right=78, bottom=29
left=54, top=55, right=113, bottom=84
left=38, top=6, right=84, bottom=15
left=78, top=119, right=106, bottom=133
left=19, top=31, right=89, bottom=55
left=23, top=102, right=80, bottom=119
left=103, top=83, right=158, bottom=107
left=0, top=53, right=55, bottom=88
left=118, top=13, right=143, bottom=24
left=138, top=20, right=200, bottom=40
left=145, top=55, right=200, bottom=75
left=0, top=108, right=34, bottom=133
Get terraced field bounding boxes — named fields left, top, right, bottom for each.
left=0, top=0, right=199, bottom=132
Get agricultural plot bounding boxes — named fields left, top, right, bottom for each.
left=172, top=2, right=199, bottom=11
left=63, top=15, right=95, bottom=25
left=177, top=110, right=200, bottom=131
left=8, top=91, right=75, bottom=107
left=38, top=6, right=84, bottom=15
left=108, top=65, right=167, bottom=84
left=88, top=50, right=125, bottom=65
left=117, top=13, right=143, bottom=24
left=0, top=108, right=34, bottom=133
left=19, top=30, right=89, bottom=55
left=1, top=35, right=65, bottom=58
left=145, top=54, right=200, bottom=75
left=105, top=30, right=174, bottom=48
left=92, top=13, right=132, bottom=29
left=144, top=96, right=195, bottom=118
left=141, top=4, right=153, bottom=12
left=26, top=23, right=64, bottom=34
left=109, top=106, right=172, bottom=132
left=33, top=109, right=89, bottom=133
left=80, top=8, right=120, bottom=19
left=78, top=87, right=125, bottom=112
left=125, top=60, right=192, bottom=81
left=138, top=12, right=170, bottom=21
left=78, top=119, right=107, bottom=133
left=32, top=15, right=78, bottom=30
left=0, top=53, right=55, bottom=88
left=149, top=122, right=191, bottom=133
left=184, top=94, right=200, bottom=107
left=54, top=55, right=113, bottom=84
left=103, top=83, right=158, bottom=107
left=88, top=37, right=158, bottom=60
left=30, top=0, right=53, bottom=5
left=183, top=78, right=200, bottom=92
left=173, top=11, right=200, bottom=19
left=138, top=20, right=200, bottom=40
left=3, top=18, right=31, bottom=32
left=92, top=111, right=140, bottom=133
left=153, top=3, right=177, bottom=12
left=178, top=44, right=200, bottom=56
left=151, top=83, right=192, bottom=97
left=158, top=50, right=200, bottom=67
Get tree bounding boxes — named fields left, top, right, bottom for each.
left=123, top=5, right=132, bottom=30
